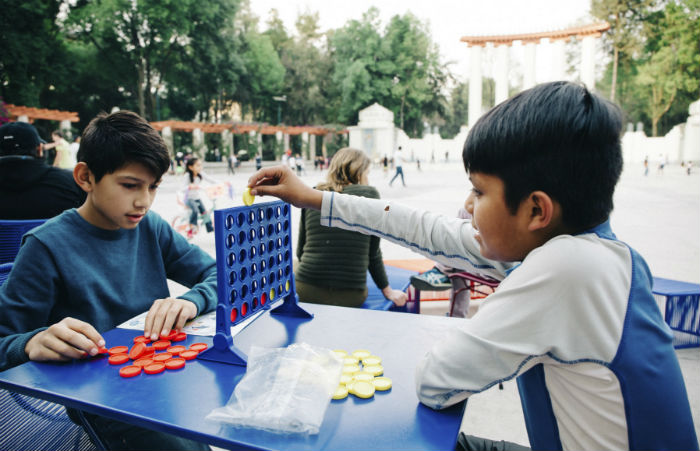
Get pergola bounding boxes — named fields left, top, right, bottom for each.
left=149, top=121, right=345, bottom=136
left=149, top=121, right=348, bottom=158
left=4, top=104, right=80, bottom=123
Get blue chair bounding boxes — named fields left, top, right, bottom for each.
left=0, top=219, right=47, bottom=264
left=0, top=264, right=98, bottom=450
left=652, top=277, right=700, bottom=349
left=0, top=262, right=11, bottom=286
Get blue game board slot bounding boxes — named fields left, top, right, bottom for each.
left=199, top=200, right=311, bottom=366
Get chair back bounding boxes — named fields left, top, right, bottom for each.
left=0, top=389, right=96, bottom=451
left=0, top=219, right=47, bottom=264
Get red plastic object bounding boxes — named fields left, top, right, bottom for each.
left=171, top=332, right=187, bottom=342
left=119, top=365, right=142, bottom=378
left=159, top=330, right=179, bottom=341
left=166, top=345, right=186, bottom=356
left=133, top=358, right=154, bottom=368
left=152, top=353, right=173, bottom=363
left=143, top=363, right=165, bottom=374
left=97, top=347, right=109, bottom=355
left=165, top=358, right=186, bottom=370
left=108, top=354, right=129, bottom=365
left=128, top=342, right=147, bottom=360
left=179, top=350, right=198, bottom=360
left=133, top=335, right=151, bottom=344
left=152, top=340, right=171, bottom=351
left=189, top=343, right=208, bottom=352
left=108, top=346, right=128, bottom=356
left=142, top=346, right=155, bottom=356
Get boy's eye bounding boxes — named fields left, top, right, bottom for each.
left=471, top=187, right=482, bottom=196
left=149, top=184, right=159, bottom=191
left=122, top=183, right=137, bottom=189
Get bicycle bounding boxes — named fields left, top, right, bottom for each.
left=170, top=182, right=234, bottom=239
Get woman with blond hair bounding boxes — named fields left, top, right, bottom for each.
left=295, top=147, right=407, bottom=308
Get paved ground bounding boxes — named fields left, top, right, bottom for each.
left=152, top=158, right=699, bottom=446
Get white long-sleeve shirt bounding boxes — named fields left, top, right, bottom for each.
left=320, top=191, right=697, bottom=451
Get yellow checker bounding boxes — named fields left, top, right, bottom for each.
left=363, top=365, right=384, bottom=376
left=242, top=187, right=255, bottom=206
left=339, top=374, right=353, bottom=385
left=352, top=349, right=371, bottom=359
left=342, top=364, right=361, bottom=375
left=343, top=356, right=359, bottom=365
left=362, top=355, right=382, bottom=366
left=351, top=380, right=375, bottom=399
left=373, top=376, right=392, bottom=391
left=332, top=385, right=349, bottom=400
left=353, top=373, right=374, bottom=382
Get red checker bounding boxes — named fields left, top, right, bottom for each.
left=152, top=353, right=173, bottom=363
left=189, top=343, right=208, bottom=352
left=159, top=330, right=179, bottom=341
left=108, top=346, right=128, bottom=356
left=108, top=354, right=130, bottom=365
left=166, top=345, right=186, bottom=356
left=143, top=363, right=165, bottom=374
left=133, top=335, right=151, bottom=344
left=180, top=350, right=198, bottom=360
left=133, top=358, right=154, bottom=368
left=142, top=346, right=155, bottom=356
left=119, top=365, right=142, bottom=378
left=152, top=340, right=171, bottom=351
left=165, top=358, right=186, bottom=370
left=97, top=347, right=109, bottom=355
left=128, top=342, right=148, bottom=360
left=171, top=332, right=187, bottom=342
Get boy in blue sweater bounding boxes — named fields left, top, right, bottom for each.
left=0, top=111, right=216, bottom=450
left=248, top=82, right=697, bottom=451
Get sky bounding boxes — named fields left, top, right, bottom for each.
left=249, top=0, right=594, bottom=84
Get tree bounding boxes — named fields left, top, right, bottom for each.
left=635, top=0, right=699, bottom=135
left=592, top=0, right=655, bottom=101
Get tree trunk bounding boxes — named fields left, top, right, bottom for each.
left=611, top=47, right=619, bottom=102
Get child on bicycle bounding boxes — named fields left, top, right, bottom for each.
left=183, top=156, right=216, bottom=238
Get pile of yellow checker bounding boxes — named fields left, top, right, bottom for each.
left=332, top=349, right=392, bottom=400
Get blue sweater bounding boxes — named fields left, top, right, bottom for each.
left=0, top=209, right=217, bottom=370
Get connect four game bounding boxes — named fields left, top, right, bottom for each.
left=198, top=200, right=312, bottom=366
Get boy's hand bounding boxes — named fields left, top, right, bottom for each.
left=248, top=165, right=323, bottom=210
left=382, top=286, right=408, bottom=307
left=144, top=297, right=197, bottom=341
left=25, top=317, right=105, bottom=362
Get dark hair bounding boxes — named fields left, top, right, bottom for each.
left=463, top=81, right=623, bottom=231
left=77, top=111, right=170, bottom=181
left=185, top=157, right=202, bottom=183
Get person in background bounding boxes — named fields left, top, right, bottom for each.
left=43, top=130, right=72, bottom=169
left=182, top=157, right=216, bottom=238
left=294, top=147, right=407, bottom=308
left=389, top=146, right=406, bottom=187
left=0, top=121, right=85, bottom=219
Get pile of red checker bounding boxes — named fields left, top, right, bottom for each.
left=98, top=330, right=208, bottom=378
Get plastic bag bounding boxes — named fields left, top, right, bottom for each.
left=206, top=342, right=342, bottom=435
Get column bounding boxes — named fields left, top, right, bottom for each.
left=221, top=129, right=233, bottom=157
left=18, top=115, right=29, bottom=122
left=494, top=44, right=510, bottom=105
left=550, top=38, right=567, bottom=81
left=523, top=41, right=537, bottom=89
left=162, top=126, right=174, bottom=155
left=60, top=120, right=71, bottom=139
left=580, top=35, right=596, bottom=89
left=301, top=131, right=309, bottom=160
left=468, top=44, right=483, bottom=128
left=283, top=133, right=290, bottom=153
left=276, top=131, right=283, bottom=159
left=192, top=128, right=204, bottom=157
left=310, top=133, right=316, bottom=158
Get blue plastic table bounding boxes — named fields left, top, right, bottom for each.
left=0, top=303, right=465, bottom=451
left=652, top=277, right=700, bottom=348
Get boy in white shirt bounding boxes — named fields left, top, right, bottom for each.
left=246, top=81, right=697, bottom=451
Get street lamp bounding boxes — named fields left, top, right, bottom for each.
left=273, top=95, right=287, bottom=125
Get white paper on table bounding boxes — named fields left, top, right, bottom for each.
left=117, top=305, right=270, bottom=337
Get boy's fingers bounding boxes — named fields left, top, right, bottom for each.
left=63, top=317, right=105, bottom=350
left=145, top=299, right=168, bottom=340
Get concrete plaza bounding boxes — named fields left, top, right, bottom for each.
left=151, top=157, right=699, bottom=446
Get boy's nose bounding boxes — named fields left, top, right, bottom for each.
left=465, top=192, right=475, bottom=214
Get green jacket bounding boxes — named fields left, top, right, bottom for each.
left=295, top=184, right=389, bottom=290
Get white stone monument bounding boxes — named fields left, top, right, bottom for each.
left=348, top=103, right=396, bottom=161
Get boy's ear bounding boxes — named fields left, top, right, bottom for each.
left=73, top=162, right=94, bottom=193
left=525, top=191, right=556, bottom=232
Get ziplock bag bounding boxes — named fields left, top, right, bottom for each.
left=206, top=342, right=342, bottom=435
